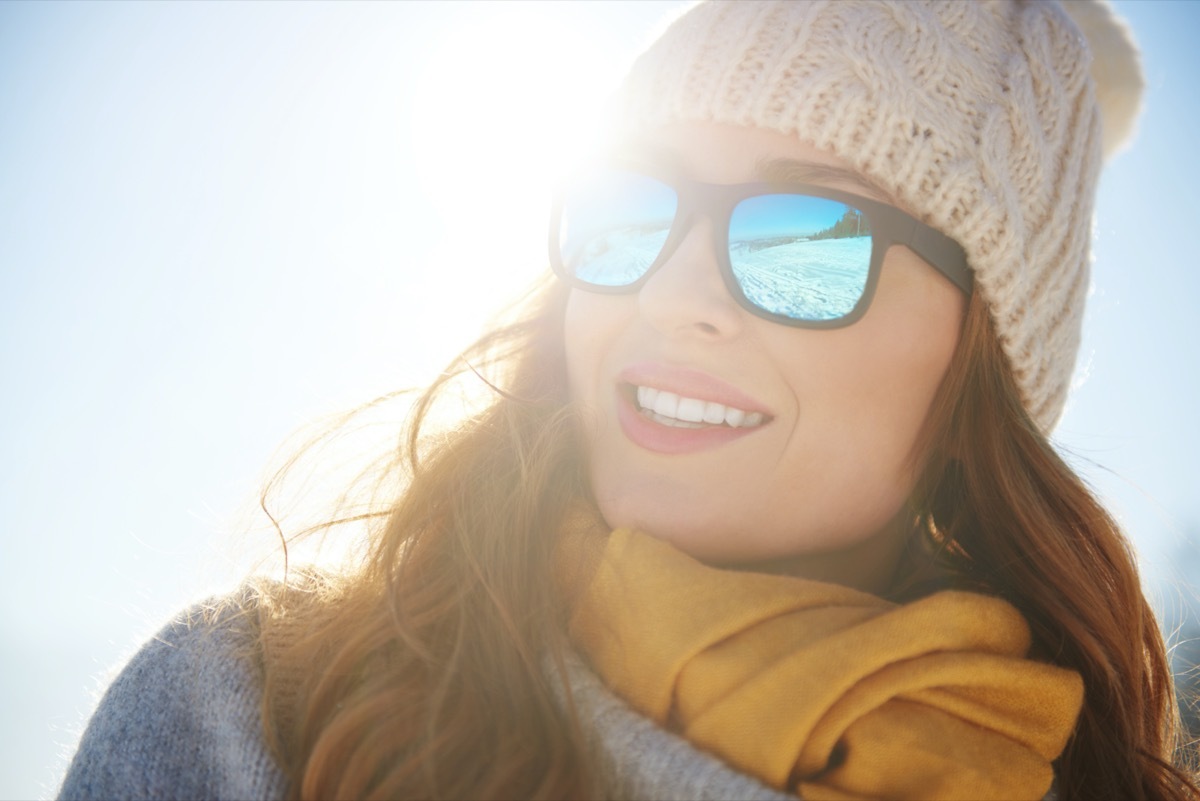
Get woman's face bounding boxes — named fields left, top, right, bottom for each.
left=564, top=122, right=965, bottom=592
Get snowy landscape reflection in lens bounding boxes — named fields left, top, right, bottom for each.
left=559, top=170, right=677, bottom=287
left=729, top=194, right=871, bottom=321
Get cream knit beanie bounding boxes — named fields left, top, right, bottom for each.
left=612, top=0, right=1143, bottom=432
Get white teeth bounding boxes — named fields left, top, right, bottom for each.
left=637, top=385, right=659, bottom=410
left=633, top=386, right=766, bottom=429
left=646, top=411, right=705, bottom=428
left=653, top=391, right=678, bottom=418
left=676, top=397, right=705, bottom=423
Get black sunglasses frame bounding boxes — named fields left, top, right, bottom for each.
left=549, top=166, right=972, bottom=329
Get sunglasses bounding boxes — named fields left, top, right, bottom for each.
left=549, top=165, right=972, bottom=327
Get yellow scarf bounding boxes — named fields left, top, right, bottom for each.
left=560, top=526, right=1083, bottom=801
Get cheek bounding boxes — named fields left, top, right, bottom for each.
left=563, top=291, right=624, bottom=407
left=849, top=283, right=964, bottom=463
left=770, top=268, right=964, bottom=501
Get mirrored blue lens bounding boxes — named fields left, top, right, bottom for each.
left=559, top=170, right=676, bottom=287
left=729, top=194, right=872, bottom=321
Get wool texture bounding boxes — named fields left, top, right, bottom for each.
left=562, top=526, right=1084, bottom=800
left=612, top=0, right=1143, bottom=432
left=58, top=594, right=794, bottom=801
left=58, top=598, right=289, bottom=801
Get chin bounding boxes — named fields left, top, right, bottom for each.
left=598, top=502, right=770, bottom=565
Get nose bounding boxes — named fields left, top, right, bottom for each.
left=637, top=221, right=745, bottom=341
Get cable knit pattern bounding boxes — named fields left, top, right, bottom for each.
left=613, top=0, right=1142, bottom=431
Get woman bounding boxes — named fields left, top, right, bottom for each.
left=59, top=1, right=1198, bottom=800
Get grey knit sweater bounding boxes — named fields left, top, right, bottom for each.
left=58, top=602, right=792, bottom=801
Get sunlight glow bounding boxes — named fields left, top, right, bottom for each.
left=408, top=7, right=623, bottom=309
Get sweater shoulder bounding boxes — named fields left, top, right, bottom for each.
left=58, top=591, right=288, bottom=801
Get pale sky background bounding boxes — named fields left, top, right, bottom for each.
left=1, top=2, right=1197, bottom=798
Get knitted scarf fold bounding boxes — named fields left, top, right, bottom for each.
left=560, top=525, right=1083, bottom=801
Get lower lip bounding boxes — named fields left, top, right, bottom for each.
left=616, top=391, right=765, bottom=455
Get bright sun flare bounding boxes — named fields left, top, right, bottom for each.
left=408, top=7, right=626, bottom=298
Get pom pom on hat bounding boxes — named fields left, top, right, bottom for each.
left=1062, top=0, right=1146, bottom=159
left=612, top=0, right=1144, bottom=432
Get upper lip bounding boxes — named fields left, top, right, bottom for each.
left=616, top=361, right=772, bottom=415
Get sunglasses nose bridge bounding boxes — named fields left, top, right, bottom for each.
left=667, top=204, right=699, bottom=259
left=636, top=208, right=745, bottom=340
left=646, top=198, right=727, bottom=285
left=663, top=192, right=732, bottom=272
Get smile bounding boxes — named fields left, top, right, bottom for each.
left=635, top=386, right=766, bottom=429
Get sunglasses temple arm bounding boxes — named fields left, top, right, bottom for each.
left=908, top=223, right=974, bottom=295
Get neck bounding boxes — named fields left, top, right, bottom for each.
left=722, top=513, right=915, bottom=596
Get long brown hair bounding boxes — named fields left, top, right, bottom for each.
left=252, top=277, right=1198, bottom=800
left=911, top=290, right=1198, bottom=800
left=255, top=276, right=594, bottom=800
